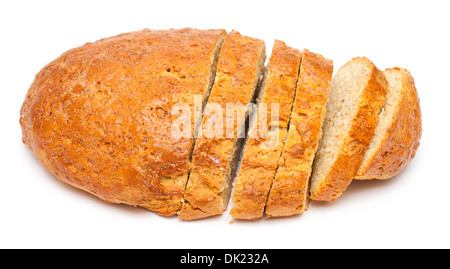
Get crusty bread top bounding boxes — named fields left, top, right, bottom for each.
left=20, top=28, right=227, bottom=216
left=230, top=40, right=302, bottom=220
left=265, top=49, right=333, bottom=217
left=309, top=57, right=388, bottom=202
left=178, top=30, right=266, bottom=220
left=355, top=67, right=422, bottom=179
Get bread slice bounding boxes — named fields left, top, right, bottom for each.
left=178, top=31, right=266, bottom=220
left=265, top=49, right=333, bottom=217
left=230, top=40, right=302, bottom=220
left=309, top=57, right=388, bottom=201
left=20, top=28, right=227, bottom=216
left=355, top=68, right=422, bottom=180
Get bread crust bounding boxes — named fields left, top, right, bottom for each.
left=178, top=31, right=266, bottom=220
left=265, top=49, right=333, bottom=216
left=309, top=57, right=388, bottom=202
left=19, top=28, right=227, bottom=216
left=230, top=40, right=302, bottom=220
left=354, top=68, right=422, bottom=179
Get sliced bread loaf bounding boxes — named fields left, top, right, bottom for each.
left=355, top=68, right=422, bottom=180
left=178, top=31, right=266, bottom=220
left=230, top=40, right=302, bottom=220
left=265, top=49, right=333, bottom=217
left=309, top=57, right=388, bottom=201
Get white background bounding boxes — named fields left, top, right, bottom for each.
left=1, top=0, right=449, bottom=249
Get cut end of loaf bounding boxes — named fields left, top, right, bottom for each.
left=309, top=57, right=388, bottom=201
left=355, top=67, right=422, bottom=180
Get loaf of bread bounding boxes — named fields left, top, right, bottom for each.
left=20, top=28, right=422, bottom=220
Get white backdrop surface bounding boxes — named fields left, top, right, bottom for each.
left=1, top=0, right=448, bottom=249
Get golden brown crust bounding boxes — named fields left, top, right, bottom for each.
left=178, top=31, right=266, bottom=220
left=309, top=57, right=388, bottom=201
left=230, top=40, right=302, bottom=220
left=265, top=49, right=333, bottom=217
left=20, top=28, right=227, bottom=216
left=354, top=68, right=422, bottom=179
